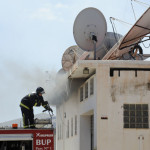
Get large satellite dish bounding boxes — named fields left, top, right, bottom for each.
left=73, top=7, right=107, bottom=59
left=62, top=45, right=84, bottom=71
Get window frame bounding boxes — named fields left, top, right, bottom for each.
left=75, top=115, right=77, bottom=135
left=85, top=82, right=88, bottom=99
left=90, top=78, right=94, bottom=95
left=123, top=104, right=149, bottom=129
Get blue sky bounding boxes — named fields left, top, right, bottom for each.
left=0, top=0, right=149, bottom=123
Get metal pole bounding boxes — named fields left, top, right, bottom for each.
left=94, top=41, right=96, bottom=60
left=90, top=32, right=97, bottom=60
left=138, top=135, right=144, bottom=150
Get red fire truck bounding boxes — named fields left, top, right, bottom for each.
left=0, top=128, right=54, bottom=150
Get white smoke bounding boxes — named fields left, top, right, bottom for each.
left=45, top=71, right=69, bottom=105
left=0, top=59, right=59, bottom=122
left=0, top=59, right=83, bottom=122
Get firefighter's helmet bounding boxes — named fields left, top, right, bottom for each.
left=36, top=87, right=45, bottom=94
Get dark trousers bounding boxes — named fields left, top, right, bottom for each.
left=20, top=106, right=35, bottom=128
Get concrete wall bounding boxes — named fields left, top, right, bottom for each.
left=96, top=61, right=150, bottom=150
left=79, top=75, right=97, bottom=149
left=56, top=60, right=150, bottom=150
left=56, top=90, right=80, bottom=150
left=56, top=74, right=97, bottom=150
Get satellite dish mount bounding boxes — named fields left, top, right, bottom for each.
left=90, top=32, right=98, bottom=60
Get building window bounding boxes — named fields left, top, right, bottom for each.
left=85, top=82, right=88, bottom=99
left=58, top=125, right=59, bottom=140
left=124, top=104, right=149, bottom=128
left=71, top=118, right=73, bottom=136
left=60, top=124, right=61, bottom=140
left=61, top=123, right=63, bottom=139
left=80, top=87, right=83, bottom=102
left=90, top=78, right=94, bottom=95
left=75, top=115, right=77, bottom=135
left=67, top=120, right=69, bottom=138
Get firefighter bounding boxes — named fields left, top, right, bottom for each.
left=20, top=87, right=53, bottom=129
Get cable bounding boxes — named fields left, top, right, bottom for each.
left=133, top=0, right=150, bottom=8
left=110, top=17, right=119, bottom=44
left=141, top=40, right=150, bottom=48
left=110, top=17, right=132, bottom=26
left=109, top=16, right=133, bottom=43
left=112, top=21, right=118, bottom=37
left=131, top=0, right=137, bottom=21
left=142, top=42, right=150, bottom=48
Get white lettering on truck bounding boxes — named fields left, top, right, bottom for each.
left=36, top=133, right=53, bottom=137
left=36, top=139, right=51, bottom=145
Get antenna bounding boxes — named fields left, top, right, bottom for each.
left=73, top=7, right=107, bottom=60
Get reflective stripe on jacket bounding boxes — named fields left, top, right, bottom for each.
left=20, top=103, right=30, bottom=110
left=20, top=92, right=47, bottom=109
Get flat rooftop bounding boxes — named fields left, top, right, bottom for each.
left=68, top=60, right=150, bottom=78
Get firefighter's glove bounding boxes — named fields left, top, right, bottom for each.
left=45, top=105, right=53, bottom=112
left=43, top=101, right=48, bottom=105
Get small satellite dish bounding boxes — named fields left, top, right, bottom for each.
left=73, top=7, right=107, bottom=59
left=62, top=45, right=84, bottom=71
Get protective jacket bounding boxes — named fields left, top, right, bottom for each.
left=20, top=92, right=47, bottom=110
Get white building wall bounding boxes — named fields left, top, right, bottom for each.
left=56, top=75, right=97, bottom=150
left=79, top=75, right=97, bottom=150
left=97, top=62, right=150, bottom=150
left=56, top=92, right=80, bottom=150
left=56, top=60, right=150, bottom=150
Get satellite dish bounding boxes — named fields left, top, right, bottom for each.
left=73, top=7, right=107, bottom=59
left=62, top=45, right=84, bottom=71
left=96, top=32, right=123, bottom=59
